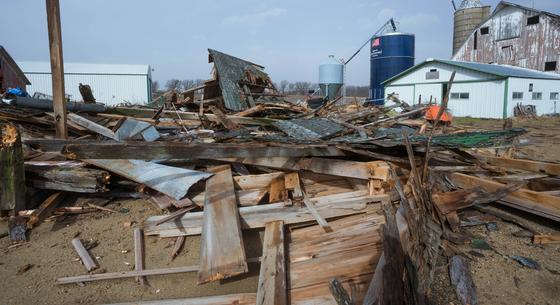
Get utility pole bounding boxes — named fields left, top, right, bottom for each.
left=46, top=0, right=68, bottom=138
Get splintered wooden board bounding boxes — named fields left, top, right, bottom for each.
left=197, top=165, right=248, bottom=284
left=256, top=221, right=287, bottom=305
left=288, top=213, right=384, bottom=305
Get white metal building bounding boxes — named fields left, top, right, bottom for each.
left=18, top=62, right=152, bottom=105
left=383, top=59, right=560, bottom=118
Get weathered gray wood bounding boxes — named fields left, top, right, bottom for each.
left=71, top=238, right=98, bottom=271
left=302, top=192, right=332, bottom=232
left=145, top=191, right=387, bottom=237
left=63, top=142, right=346, bottom=160
left=133, top=228, right=146, bottom=285
left=57, top=265, right=198, bottom=284
left=102, top=293, right=257, bottom=305
left=46, top=0, right=68, bottom=138
left=329, top=278, right=355, bottom=305
left=0, top=124, right=26, bottom=211
left=25, top=161, right=110, bottom=193
left=154, top=205, right=197, bottom=226
left=256, top=221, right=286, bottom=305
left=171, top=236, right=185, bottom=260
left=449, top=255, right=478, bottom=305
left=67, top=113, right=117, bottom=139
left=197, top=165, right=248, bottom=284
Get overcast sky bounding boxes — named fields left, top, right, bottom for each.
left=2, top=0, right=558, bottom=86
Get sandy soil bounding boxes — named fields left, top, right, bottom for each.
left=1, top=117, right=559, bottom=305
left=0, top=199, right=261, bottom=305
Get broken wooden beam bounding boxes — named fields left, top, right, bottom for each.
left=475, top=154, right=560, bottom=176
left=25, top=161, right=110, bottom=193
left=449, top=173, right=560, bottom=222
left=218, top=158, right=390, bottom=181
left=133, top=228, right=146, bottom=285
left=145, top=191, right=386, bottom=237
left=102, top=293, right=257, bottom=305
left=256, top=221, right=287, bottom=305
left=71, top=238, right=98, bottom=272
left=0, top=124, right=26, bottom=212
left=63, top=143, right=346, bottom=160
left=27, top=192, right=65, bottom=228
left=197, top=165, right=248, bottom=284
left=302, top=192, right=332, bottom=232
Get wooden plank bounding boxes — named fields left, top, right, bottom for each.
left=145, top=191, right=386, bottom=237
left=102, top=293, right=257, bottom=305
left=197, top=165, right=248, bottom=284
left=475, top=154, right=560, bottom=176
left=220, top=158, right=391, bottom=181
left=154, top=205, right=197, bottom=226
left=269, top=176, right=287, bottom=203
left=46, top=0, right=68, bottom=138
left=234, top=172, right=285, bottom=190
left=450, top=173, right=560, bottom=221
left=57, top=257, right=260, bottom=285
left=63, top=143, right=346, bottom=160
left=0, top=124, right=26, bottom=211
left=71, top=238, right=98, bottom=271
left=533, top=234, right=560, bottom=244
left=256, top=221, right=286, bottom=305
left=27, top=192, right=64, bottom=228
left=67, top=113, right=117, bottom=139
left=133, top=228, right=146, bottom=285
left=302, top=192, right=332, bottom=232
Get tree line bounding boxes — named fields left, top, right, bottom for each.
left=154, top=79, right=369, bottom=97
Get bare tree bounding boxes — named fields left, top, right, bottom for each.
left=293, top=81, right=311, bottom=95
left=151, top=80, right=159, bottom=94
left=280, top=80, right=289, bottom=93
left=181, top=79, right=195, bottom=90
left=165, top=79, right=182, bottom=91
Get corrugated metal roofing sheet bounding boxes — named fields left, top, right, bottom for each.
left=436, top=59, right=560, bottom=80
left=18, top=61, right=150, bottom=75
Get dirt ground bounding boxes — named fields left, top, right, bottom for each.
left=0, top=200, right=262, bottom=305
left=0, top=117, right=559, bottom=305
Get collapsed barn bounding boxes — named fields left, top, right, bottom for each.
left=1, top=49, right=559, bottom=305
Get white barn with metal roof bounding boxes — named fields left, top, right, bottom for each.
left=383, top=59, right=560, bottom=118
left=18, top=61, right=152, bottom=106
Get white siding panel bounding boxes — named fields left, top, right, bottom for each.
left=385, top=85, right=414, bottom=104
left=415, top=84, right=442, bottom=103
left=507, top=77, right=560, bottom=116
left=447, top=80, right=505, bottom=118
left=24, top=73, right=149, bottom=106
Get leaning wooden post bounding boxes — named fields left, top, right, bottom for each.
left=1, top=123, right=27, bottom=243
left=0, top=124, right=26, bottom=212
left=46, top=0, right=68, bottom=138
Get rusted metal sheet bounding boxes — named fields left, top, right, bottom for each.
left=453, top=3, right=560, bottom=73
left=83, top=159, right=212, bottom=200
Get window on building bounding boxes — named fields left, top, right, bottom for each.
left=532, top=92, right=542, bottom=100
left=512, top=92, right=523, bottom=99
left=451, top=92, right=469, bottom=99
left=545, top=61, right=557, bottom=71
left=474, top=31, right=478, bottom=50
left=426, top=69, right=439, bottom=80
left=529, top=83, right=533, bottom=92
left=527, top=15, right=540, bottom=25
left=480, top=27, right=489, bottom=35
left=551, top=92, right=559, bottom=100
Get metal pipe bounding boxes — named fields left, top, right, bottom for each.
left=11, top=97, right=107, bottom=113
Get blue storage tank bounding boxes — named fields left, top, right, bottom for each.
left=319, top=55, right=344, bottom=100
left=370, top=33, right=415, bottom=105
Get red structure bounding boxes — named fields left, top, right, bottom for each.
left=0, top=46, right=30, bottom=94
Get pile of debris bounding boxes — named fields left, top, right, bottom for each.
left=2, top=49, right=559, bottom=305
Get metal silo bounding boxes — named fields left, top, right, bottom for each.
left=370, top=32, right=415, bottom=105
left=319, top=55, right=343, bottom=100
left=452, top=0, right=490, bottom=55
